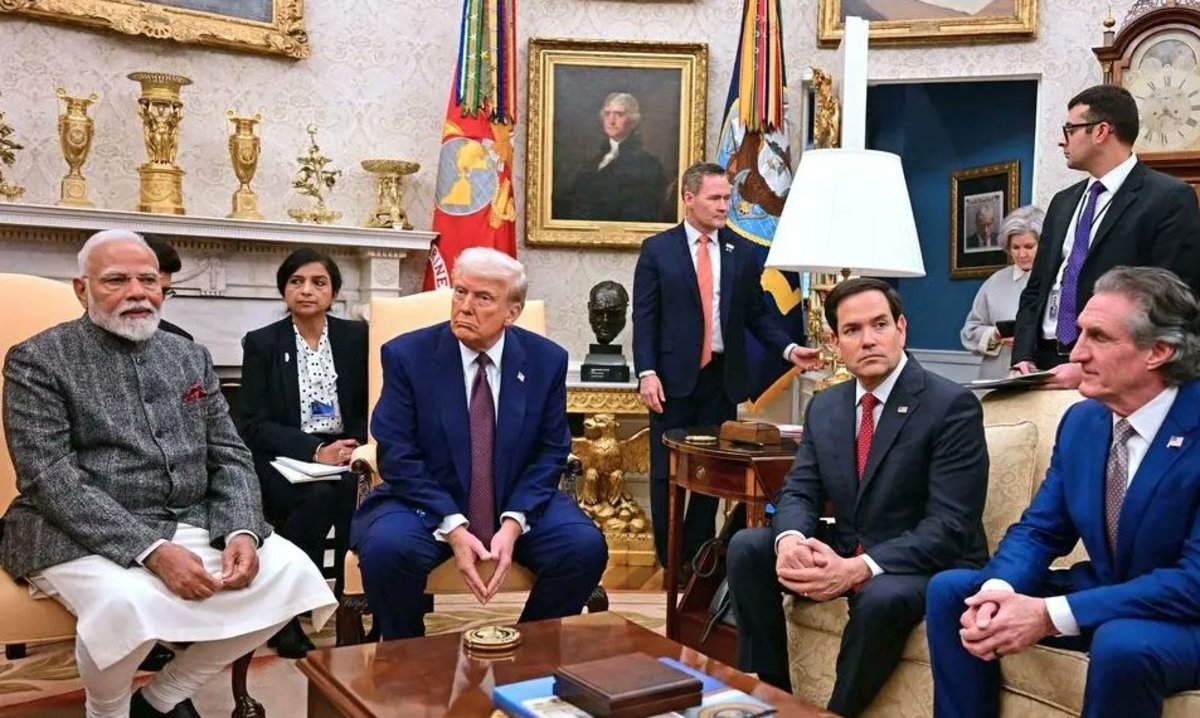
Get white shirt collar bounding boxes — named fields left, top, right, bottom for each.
left=1117, top=385, right=1178, bottom=442
left=856, top=352, right=908, bottom=407
left=683, top=221, right=717, bottom=245
left=1092, top=152, right=1138, bottom=195
left=459, top=332, right=505, bottom=374
left=1011, top=265, right=1028, bottom=282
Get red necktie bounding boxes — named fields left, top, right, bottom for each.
left=696, top=235, right=714, bottom=368
left=467, top=354, right=496, bottom=545
left=853, top=393, right=879, bottom=561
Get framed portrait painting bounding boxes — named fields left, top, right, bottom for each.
left=817, top=0, right=1038, bottom=47
left=0, top=0, right=309, bottom=58
left=950, top=161, right=1019, bottom=280
left=526, top=38, right=707, bottom=249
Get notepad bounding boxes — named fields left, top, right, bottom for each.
left=270, top=456, right=347, bottom=484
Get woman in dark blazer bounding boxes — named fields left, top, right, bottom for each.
left=240, top=248, right=367, bottom=657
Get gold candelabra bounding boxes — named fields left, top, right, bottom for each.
left=0, top=93, right=24, bottom=202
left=288, top=124, right=341, bottom=224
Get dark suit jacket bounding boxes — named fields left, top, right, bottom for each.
left=1, top=318, right=269, bottom=578
left=980, top=381, right=1200, bottom=629
left=1013, top=162, right=1200, bottom=364
left=632, top=223, right=796, bottom=404
left=159, top=319, right=193, bottom=341
left=239, top=315, right=369, bottom=463
left=772, top=358, right=989, bottom=574
left=352, top=323, right=572, bottom=537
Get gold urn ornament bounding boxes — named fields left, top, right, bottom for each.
left=362, top=159, right=419, bottom=229
left=288, top=124, right=341, bottom=224
left=128, top=71, right=192, bottom=215
left=227, top=110, right=264, bottom=220
left=56, top=88, right=99, bottom=208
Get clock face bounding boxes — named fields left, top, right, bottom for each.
left=1124, top=29, right=1200, bottom=153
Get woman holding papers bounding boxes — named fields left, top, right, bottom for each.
left=959, top=205, right=1043, bottom=380
left=240, top=248, right=368, bottom=657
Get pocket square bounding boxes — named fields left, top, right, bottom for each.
left=183, top=383, right=208, bottom=403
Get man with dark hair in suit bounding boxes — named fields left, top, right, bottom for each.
left=726, top=278, right=989, bottom=717
left=0, top=230, right=335, bottom=718
left=1011, top=83, right=1200, bottom=388
left=143, top=234, right=193, bottom=341
left=632, top=161, right=821, bottom=569
left=352, top=247, right=608, bottom=640
left=928, top=266, right=1200, bottom=717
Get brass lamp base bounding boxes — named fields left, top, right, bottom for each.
left=808, top=268, right=855, bottom=391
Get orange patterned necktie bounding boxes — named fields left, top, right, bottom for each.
left=697, top=235, right=714, bottom=369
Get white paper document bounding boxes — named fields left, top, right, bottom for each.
left=270, top=456, right=348, bottom=484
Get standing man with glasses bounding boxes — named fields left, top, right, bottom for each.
left=144, top=235, right=193, bottom=341
left=1010, top=84, right=1200, bottom=388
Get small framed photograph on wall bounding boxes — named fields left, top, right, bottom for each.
left=950, top=161, right=1019, bottom=279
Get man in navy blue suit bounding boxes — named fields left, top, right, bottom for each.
left=726, top=278, right=989, bottom=717
left=633, top=162, right=821, bottom=568
left=927, top=266, right=1200, bottom=717
left=351, top=248, right=608, bottom=640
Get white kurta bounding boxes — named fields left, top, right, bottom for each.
left=30, top=525, right=336, bottom=671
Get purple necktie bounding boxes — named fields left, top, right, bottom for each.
left=467, top=354, right=496, bottom=545
left=1056, top=181, right=1106, bottom=345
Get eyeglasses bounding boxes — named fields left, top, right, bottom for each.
left=163, top=288, right=177, bottom=299
left=85, top=273, right=162, bottom=292
left=1061, top=121, right=1104, bottom=141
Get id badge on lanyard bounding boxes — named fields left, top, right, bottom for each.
left=1047, top=287, right=1060, bottom=323
left=311, top=400, right=335, bottom=418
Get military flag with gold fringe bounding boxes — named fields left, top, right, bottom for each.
left=426, top=0, right=518, bottom=289
left=715, top=0, right=806, bottom=408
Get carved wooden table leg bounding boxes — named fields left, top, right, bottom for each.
left=230, top=651, right=265, bottom=718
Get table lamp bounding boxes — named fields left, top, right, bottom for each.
left=766, top=148, right=925, bottom=387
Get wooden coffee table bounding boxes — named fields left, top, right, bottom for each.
left=299, top=612, right=833, bottom=717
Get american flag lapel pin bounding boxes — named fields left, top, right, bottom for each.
left=517, top=371, right=525, bottom=383
left=897, top=406, right=909, bottom=414
left=1168, top=436, right=1184, bottom=449
left=284, top=352, right=290, bottom=363
left=724, top=243, right=734, bottom=253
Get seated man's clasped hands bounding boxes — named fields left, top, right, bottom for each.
left=928, top=266, right=1200, bottom=718
left=351, top=248, right=608, bottom=640
left=0, top=230, right=336, bottom=718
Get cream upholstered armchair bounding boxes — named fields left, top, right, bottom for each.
left=337, top=288, right=605, bottom=645
left=0, top=274, right=262, bottom=717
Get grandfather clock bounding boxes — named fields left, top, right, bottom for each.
left=1094, top=1, right=1200, bottom=196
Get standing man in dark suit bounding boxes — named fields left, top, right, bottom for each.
left=633, top=161, right=821, bottom=569
left=726, top=278, right=989, bottom=717
left=143, top=235, right=193, bottom=341
left=1011, top=84, right=1200, bottom=388
left=352, top=248, right=607, bottom=640
left=928, top=267, right=1200, bottom=717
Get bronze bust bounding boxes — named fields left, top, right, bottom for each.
left=587, top=280, right=628, bottom=345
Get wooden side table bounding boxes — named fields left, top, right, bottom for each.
left=663, top=427, right=799, bottom=664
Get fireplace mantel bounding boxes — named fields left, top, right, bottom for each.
left=0, top=203, right=437, bottom=368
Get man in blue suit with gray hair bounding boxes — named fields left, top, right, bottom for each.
left=927, top=266, right=1200, bottom=717
left=352, top=248, right=607, bottom=640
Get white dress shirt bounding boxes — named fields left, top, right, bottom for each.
left=775, top=353, right=910, bottom=578
left=434, top=332, right=529, bottom=541
left=981, top=385, right=1178, bottom=635
left=1041, top=154, right=1139, bottom=339
left=637, top=222, right=799, bottom=379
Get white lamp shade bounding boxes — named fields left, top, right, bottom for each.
left=766, top=148, right=925, bottom=277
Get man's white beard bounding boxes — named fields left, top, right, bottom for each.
left=89, top=300, right=161, bottom=342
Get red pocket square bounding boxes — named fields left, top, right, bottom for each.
left=183, top=383, right=208, bottom=403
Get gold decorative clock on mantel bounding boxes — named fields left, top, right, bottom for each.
left=1095, top=1, right=1200, bottom=192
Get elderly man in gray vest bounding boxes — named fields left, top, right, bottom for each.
left=0, top=230, right=336, bottom=718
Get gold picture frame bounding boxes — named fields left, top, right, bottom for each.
left=0, top=0, right=309, bottom=59
left=526, top=38, right=707, bottom=249
left=818, top=0, right=1037, bottom=48
left=950, top=160, right=1019, bottom=280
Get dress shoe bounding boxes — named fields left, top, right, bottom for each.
left=267, top=616, right=316, bottom=659
left=136, top=642, right=175, bottom=672
left=130, top=688, right=201, bottom=718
